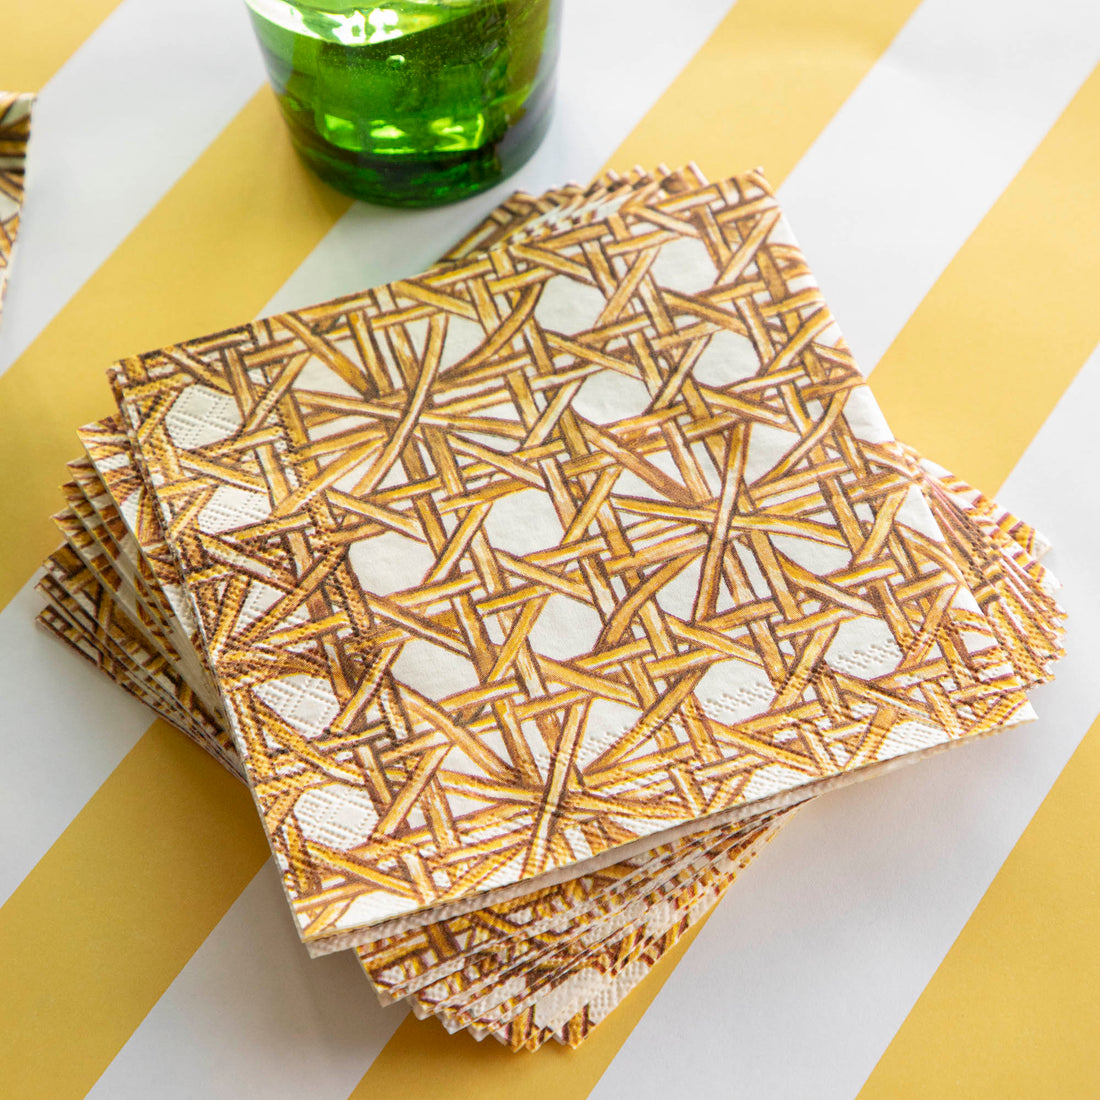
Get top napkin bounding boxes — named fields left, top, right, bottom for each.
left=111, top=169, right=1033, bottom=952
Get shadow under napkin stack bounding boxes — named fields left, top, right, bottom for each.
left=38, top=165, right=1065, bottom=1050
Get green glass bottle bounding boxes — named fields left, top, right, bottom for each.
left=245, top=0, right=560, bottom=207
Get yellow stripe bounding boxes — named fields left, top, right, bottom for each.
left=0, top=0, right=124, bottom=90
left=349, top=920, right=709, bottom=1100
left=853, top=63, right=1100, bottom=1098
left=0, top=722, right=269, bottom=1100
left=857, top=714, right=1100, bottom=1098
left=350, top=1, right=924, bottom=1095
left=0, top=90, right=351, bottom=612
left=609, top=0, right=922, bottom=183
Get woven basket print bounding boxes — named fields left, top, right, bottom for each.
left=110, top=170, right=1033, bottom=947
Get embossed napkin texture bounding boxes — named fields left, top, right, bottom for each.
left=105, top=167, right=1051, bottom=956
left=0, top=91, right=33, bottom=323
left=37, top=168, right=1064, bottom=1047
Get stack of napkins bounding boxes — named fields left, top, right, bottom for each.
left=0, top=91, right=34, bottom=323
left=39, top=166, right=1065, bottom=1050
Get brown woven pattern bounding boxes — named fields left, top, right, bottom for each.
left=35, top=164, right=1065, bottom=1049
left=355, top=449, right=1064, bottom=1040
left=68, top=456, right=178, bottom=627
left=58, top=481, right=180, bottom=658
left=63, top=452, right=227, bottom=718
left=438, top=164, right=707, bottom=263
left=903, top=449, right=1064, bottom=680
left=52, top=502, right=177, bottom=666
left=38, top=604, right=217, bottom=746
left=915, top=451, right=1055, bottom=569
left=491, top=827, right=776, bottom=1050
left=0, top=91, right=33, bottom=319
left=108, top=169, right=1036, bottom=949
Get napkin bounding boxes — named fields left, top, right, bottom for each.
left=0, top=91, right=34, bottom=322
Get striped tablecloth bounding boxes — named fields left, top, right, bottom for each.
left=2, top=1, right=1098, bottom=1096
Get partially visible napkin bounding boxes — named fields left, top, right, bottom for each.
left=0, top=91, right=34, bottom=322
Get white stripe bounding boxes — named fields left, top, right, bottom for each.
left=86, top=866, right=408, bottom=1099
left=0, top=575, right=151, bottom=905
left=0, top=0, right=261, bottom=377
left=262, top=0, right=738, bottom=316
left=592, top=337, right=1100, bottom=1100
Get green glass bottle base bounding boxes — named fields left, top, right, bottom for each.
left=282, top=91, right=554, bottom=208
